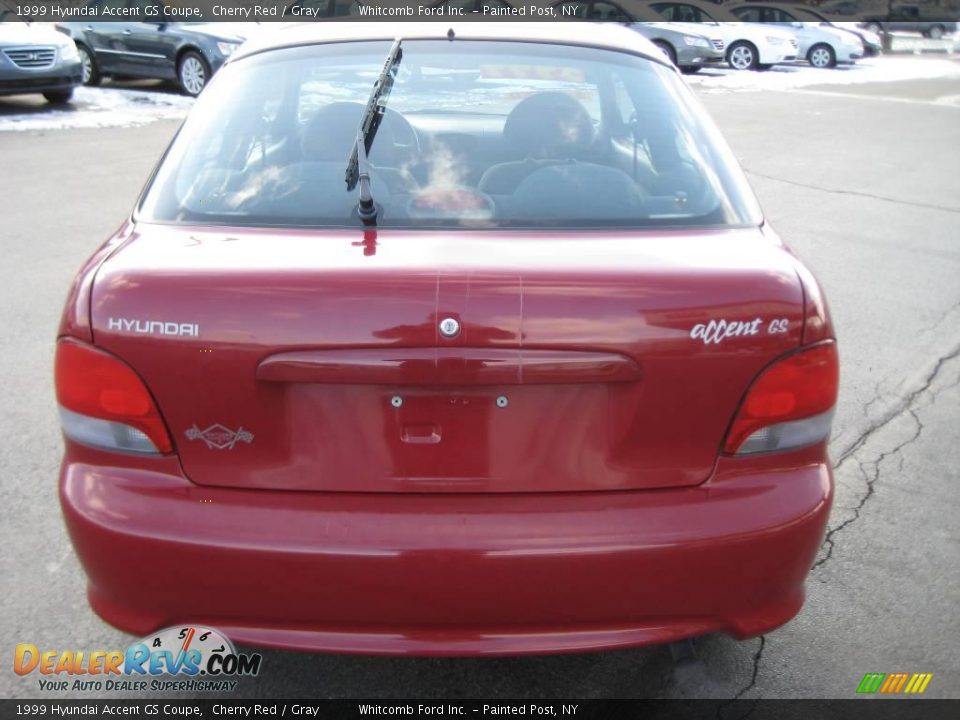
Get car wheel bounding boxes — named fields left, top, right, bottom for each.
left=926, top=25, right=945, bottom=39
left=177, top=51, right=210, bottom=97
left=727, top=41, right=758, bottom=71
left=43, top=89, right=74, bottom=105
left=679, top=66, right=701, bottom=74
left=653, top=40, right=678, bottom=67
left=77, top=44, right=101, bottom=86
left=808, top=44, right=836, bottom=69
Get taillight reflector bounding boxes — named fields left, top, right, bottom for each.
left=724, top=342, right=839, bottom=455
left=55, top=340, right=172, bottom=454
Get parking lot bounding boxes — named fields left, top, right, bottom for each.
left=1, top=54, right=959, bottom=700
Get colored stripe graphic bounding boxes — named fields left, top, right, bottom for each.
left=879, top=674, right=898, bottom=693
left=858, top=672, right=933, bottom=694
left=857, top=673, right=885, bottom=694
left=907, top=673, right=934, bottom=694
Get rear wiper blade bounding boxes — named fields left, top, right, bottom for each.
left=345, top=37, right=403, bottom=225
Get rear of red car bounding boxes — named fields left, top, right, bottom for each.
left=55, top=25, right=836, bottom=655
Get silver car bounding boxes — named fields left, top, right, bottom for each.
left=0, top=18, right=82, bottom=104
left=728, top=4, right=865, bottom=67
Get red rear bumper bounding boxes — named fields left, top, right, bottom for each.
left=60, top=443, right=831, bottom=656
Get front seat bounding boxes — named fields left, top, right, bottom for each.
left=479, top=92, right=595, bottom=196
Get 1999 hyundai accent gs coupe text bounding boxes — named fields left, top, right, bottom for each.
left=56, top=23, right=838, bottom=656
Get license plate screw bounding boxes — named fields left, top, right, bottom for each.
left=496, top=395, right=509, bottom=408
left=391, top=396, right=403, bottom=408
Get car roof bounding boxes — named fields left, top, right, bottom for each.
left=726, top=3, right=835, bottom=21
left=232, top=21, right=671, bottom=68
left=633, top=0, right=742, bottom=23
left=727, top=2, right=794, bottom=7
left=726, top=1, right=817, bottom=9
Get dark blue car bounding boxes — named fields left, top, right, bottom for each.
left=57, top=1, right=255, bottom=96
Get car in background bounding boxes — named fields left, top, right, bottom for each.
left=56, top=1, right=256, bottom=96
left=860, top=4, right=957, bottom=39
left=728, top=4, right=864, bottom=68
left=643, top=0, right=800, bottom=70
left=56, top=22, right=838, bottom=657
left=551, top=1, right=727, bottom=72
left=786, top=8, right=883, bottom=57
left=0, top=19, right=82, bottom=104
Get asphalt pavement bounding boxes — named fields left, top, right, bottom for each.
left=1, top=63, right=958, bottom=700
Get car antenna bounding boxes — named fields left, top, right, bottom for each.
left=345, top=38, right=403, bottom=226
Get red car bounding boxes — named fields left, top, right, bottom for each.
left=56, top=23, right=837, bottom=656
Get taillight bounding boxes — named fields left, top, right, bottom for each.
left=724, top=342, right=838, bottom=455
left=55, top=339, right=172, bottom=454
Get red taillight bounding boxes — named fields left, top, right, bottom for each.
left=724, top=342, right=839, bottom=455
left=55, top=339, right=172, bottom=454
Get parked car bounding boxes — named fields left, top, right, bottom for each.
left=56, top=3, right=256, bottom=96
left=860, top=4, right=957, bottom=39
left=728, top=4, right=864, bottom=67
left=0, top=20, right=82, bottom=104
left=643, top=0, right=801, bottom=69
left=56, top=23, right=838, bottom=655
left=550, top=1, right=727, bottom=72
left=728, top=3, right=883, bottom=57
left=788, top=9, right=883, bottom=57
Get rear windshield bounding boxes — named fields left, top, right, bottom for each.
left=139, top=39, right=762, bottom=230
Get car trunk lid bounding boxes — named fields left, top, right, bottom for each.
left=90, top=223, right=805, bottom=493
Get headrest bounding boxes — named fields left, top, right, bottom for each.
left=301, top=102, right=403, bottom=164
left=502, top=92, right=595, bottom=160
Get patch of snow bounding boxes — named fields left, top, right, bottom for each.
left=0, top=85, right=194, bottom=132
left=686, top=56, right=960, bottom=94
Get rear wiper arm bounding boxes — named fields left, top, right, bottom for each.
left=345, top=38, right=403, bottom=225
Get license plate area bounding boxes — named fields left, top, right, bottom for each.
left=389, top=391, right=500, bottom=481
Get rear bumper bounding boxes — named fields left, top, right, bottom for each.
left=60, top=443, right=832, bottom=656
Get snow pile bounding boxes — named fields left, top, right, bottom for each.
left=0, top=85, right=194, bottom=132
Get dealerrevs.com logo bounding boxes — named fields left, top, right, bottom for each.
left=14, top=626, right=262, bottom=693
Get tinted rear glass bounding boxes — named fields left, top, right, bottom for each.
left=139, top=39, right=761, bottom=230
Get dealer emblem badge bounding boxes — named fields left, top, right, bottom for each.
left=185, top=424, right=254, bottom=450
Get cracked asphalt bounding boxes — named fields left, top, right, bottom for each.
left=1, top=67, right=958, bottom=700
